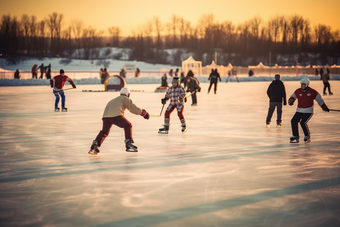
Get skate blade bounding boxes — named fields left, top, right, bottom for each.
left=290, top=140, right=299, bottom=143
left=55, top=109, right=60, bottom=112
left=62, top=109, right=67, bottom=112
left=88, top=150, right=98, bottom=155
left=158, top=131, right=169, bottom=134
left=182, top=129, right=187, bottom=134
left=305, top=139, right=311, bottom=144
left=126, top=148, right=138, bottom=152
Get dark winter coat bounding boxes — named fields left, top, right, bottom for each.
left=208, top=70, right=221, bottom=83
left=267, top=80, right=287, bottom=103
left=186, top=77, right=200, bottom=93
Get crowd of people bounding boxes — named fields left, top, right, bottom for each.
left=9, top=64, right=335, bottom=152
left=30, top=63, right=52, bottom=79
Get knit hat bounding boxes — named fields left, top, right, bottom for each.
left=275, top=74, right=280, bottom=80
left=60, top=69, right=64, bottom=74
left=172, top=76, right=179, bottom=84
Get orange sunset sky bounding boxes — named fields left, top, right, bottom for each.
left=1, top=0, right=340, bottom=36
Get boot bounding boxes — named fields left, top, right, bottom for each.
left=125, top=139, right=138, bottom=152
left=158, top=125, right=169, bottom=134
left=88, top=140, right=100, bottom=155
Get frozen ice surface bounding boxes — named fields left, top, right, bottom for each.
left=0, top=81, right=340, bottom=227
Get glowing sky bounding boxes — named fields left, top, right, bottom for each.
left=1, top=0, right=340, bottom=36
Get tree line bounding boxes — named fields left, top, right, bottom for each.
left=0, top=12, right=339, bottom=66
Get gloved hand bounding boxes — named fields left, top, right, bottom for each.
left=321, top=103, right=330, bottom=112
left=184, top=97, right=187, bottom=103
left=288, top=97, right=295, bottom=106
left=283, top=100, right=287, bottom=106
left=161, top=98, right=168, bottom=104
left=50, top=84, right=53, bottom=88
left=141, top=109, right=150, bottom=119
left=186, top=89, right=190, bottom=92
left=72, top=84, right=76, bottom=88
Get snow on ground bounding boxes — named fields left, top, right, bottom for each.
left=1, top=56, right=340, bottom=86
left=0, top=81, right=340, bottom=226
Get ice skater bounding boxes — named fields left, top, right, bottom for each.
left=208, top=68, right=221, bottom=94
left=50, top=69, right=76, bottom=112
left=158, top=76, right=186, bottom=134
left=186, top=75, right=200, bottom=106
left=38, top=63, right=45, bottom=79
left=322, top=68, right=333, bottom=95
left=89, top=88, right=150, bottom=155
left=266, top=74, right=287, bottom=128
left=31, top=64, right=38, bottom=79
left=288, top=77, right=329, bottom=143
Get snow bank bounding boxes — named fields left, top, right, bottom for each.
left=1, top=75, right=339, bottom=86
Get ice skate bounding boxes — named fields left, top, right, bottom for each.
left=290, top=136, right=299, bottom=143
left=62, top=107, right=67, bottom=112
left=266, top=124, right=270, bottom=128
left=88, top=141, right=100, bottom=155
left=304, top=136, right=311, bottom=143
left=125, top=139, right=138, bottom=152
left=54, top=107, right=60, bottom=112
left=181, top=123, right=187, bottom=134
left=158, top=125, right=169, bottom=134
left=277, top=123, right=282, bottom=128
left=329, top=92, right=333, bottom=95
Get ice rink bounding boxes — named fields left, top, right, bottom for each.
left=1, top=80, right=340, bottom=227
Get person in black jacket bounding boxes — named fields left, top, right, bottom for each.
left=266, top=74, right=287, bottom=128
left=186, top=71, right=200, bottom=106
left=208, top=68, right=222, bottom=94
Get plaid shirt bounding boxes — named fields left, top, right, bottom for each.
left=165, top=85, right=186, bottom=106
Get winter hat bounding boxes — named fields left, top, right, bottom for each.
left=120, top=87, right=130, bottom=96
left=172, top=76, right=179, bottom=84
left=275, top=74, right=280, bottom=80
left=60, top=69, right=64, bottom=74
left=300, top=77, right=310, bottom=86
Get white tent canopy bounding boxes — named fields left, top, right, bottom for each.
left=182, top=56, right=202, bottom=76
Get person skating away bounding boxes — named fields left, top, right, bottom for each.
left=38, top=63, right=45, bottom=79
left=159, top=77, right=186, bottom=134
left=46, top=64, right=52, bottom=79
left=288, top=77, right=329, bottom=143
left=186, top=74, right=200, bottom=106
left=50, top=69, right=76, bottom=112
left=208, top=68, right=221, bottom=94
left=322, top=68, right=333, bottom=95
left=266, top=74, right=287, bottom=128
left=89, top=88, right=150, bottom=155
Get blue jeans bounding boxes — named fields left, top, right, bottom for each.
left=53, top=90, right=65, bottom=108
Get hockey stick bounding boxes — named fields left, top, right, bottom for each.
left=151, top=104, right=165, bottom=117
left=130, top=89, right=145, bottom=92
left=184, top=90, right=196, bottom=99
left=329, top=109, right=340, bottom=112
left=63, top=87, right=76, bottom=91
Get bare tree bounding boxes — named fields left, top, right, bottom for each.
left=37, top=20, right=46, bottom=55
left=71, top=19, right=84, bottom=58
left=166, top=14, right=179, bottom=48
left=290, top=15, right=304, bottom=51
left=221, top=21, right=235, bottom=53
left=299, top=19, right=311, bottom=51
left=21, top=14, right=30, bottom=54
left=153, top=16, right=163, bottom=54
left=249, top=16, right=262, bottom=39
left=108, top=26, right=121, bottom=47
